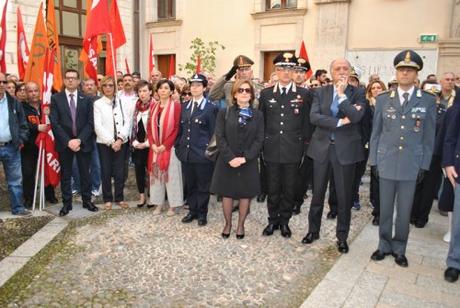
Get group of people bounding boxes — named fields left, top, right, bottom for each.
left=1, top=48, right=460, bottom=283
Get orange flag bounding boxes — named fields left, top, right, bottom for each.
left=17, top=6, right=30, bottom=80
left=24, top=3, right=48, bottom=95
left=46, top=0, right=63, bottom=91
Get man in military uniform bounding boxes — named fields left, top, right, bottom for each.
left=303, top=58, right=366, bottom=253
left=259, top=52, right=313, bottom=238
left=291, top=57, right=314, bottom=215
left=369, top=50, right=436, bottom=267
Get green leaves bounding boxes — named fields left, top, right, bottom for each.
left=178, top=37, right=225, bottom=76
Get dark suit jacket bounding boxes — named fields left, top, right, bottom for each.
left=49, top=91, right=94, bottom=153
left=442, top=90, right=460, bottom=184
left=307, top=84, right=366, bottom=165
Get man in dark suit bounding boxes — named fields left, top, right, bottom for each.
left=50, top=69, right=98, bottom=216
left=303, top=58, right=366, bottom=253
left=441, top=89, right=460, bottom=282
left=259, top=52, right=313, bottom=238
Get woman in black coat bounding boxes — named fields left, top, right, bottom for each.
left=210, top=80, right=264, bottom=239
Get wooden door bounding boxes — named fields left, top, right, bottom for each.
left=263, top=50, right=295, bottom=82
left=157, top=54, right=175, bottom=78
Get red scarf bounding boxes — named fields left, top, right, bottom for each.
left=148, top=98, right=176, bottom=183
left=131, top=98, right=152, bottom=143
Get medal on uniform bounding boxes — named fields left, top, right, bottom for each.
left=294, top=108, right=299, bottom=114
left=195, top=118, right=199, bottom=123
left=414, top=118, right=421, bottom=132
left=391, top=115, right=396, bottom=119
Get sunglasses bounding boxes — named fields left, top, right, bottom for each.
left=310, top=84, right=320, bottom=88
left=0, top=80, right=8, bottom=84
left=182, top=92, right=192, bottom=96
left=102, top=84, right=115, bottom=88
left=237, top=88, right=251, bottom=94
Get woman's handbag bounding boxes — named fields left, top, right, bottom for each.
left=205, top=106, right=229, bottom=161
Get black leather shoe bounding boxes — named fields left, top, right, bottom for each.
left=327, top=211, right=337, bottom=219
left=262, top=224, right=278, bottom=236
left=444, top=267, right=460, bottom=283
left=372, top=216, right=379, bottom=226
left=414, top=220, right=427, bottom=228
left=83, top=202, right=99, bottom=212
left=46, top=196, right=59, bottom=204
left=256, top=194, right=266, bottom=203
left=410, top=217, right=417, bottom=225
left=301, top=232, right=319, bottom=244
left=393, top=254, right=408, bottom=267
left=59, top=206, right=70, bottom=217
left=337, top=240, right=349, bottom=253
left=181, top=213, right=196, bottom=223
left=137, top=201, right=146, bottom=208
left=197, top=218, right=207, bottom=226
left=370, top=249, right=389, bottom=261
left=292, top=205, right=301, bottom=215
left=280, top=224, right=292, bottom=238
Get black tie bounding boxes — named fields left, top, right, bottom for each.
left=282, top=87, right=287, bottom=96
left=402, top=92, right=409, bottom=108
left=193, top=101, right=198, bottom=113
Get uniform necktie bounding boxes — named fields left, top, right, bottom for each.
left=192, top=101, right=198, bottom=114
left=402, top=92, right=409, bottom=108
left=69, top=93, right=77, bottom=136
left=281, top=87, right=287, bottom=96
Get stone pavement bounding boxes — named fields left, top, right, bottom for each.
left=301, top=204, right=459, bottom=308
left=3, top=192, right=372, bottom=307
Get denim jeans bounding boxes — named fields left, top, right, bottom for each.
left=0, top=144, right=26, bottom=214
left=71, top=141, right=101, bottom=193
left=447, top=183, right=460, bottom=270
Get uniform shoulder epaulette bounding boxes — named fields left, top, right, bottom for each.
left=422, top=89, right=436, bottom=96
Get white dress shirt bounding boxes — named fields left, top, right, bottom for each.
left=397, top=86, right=415, bottom=105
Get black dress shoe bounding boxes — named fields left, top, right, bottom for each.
left=410, top=217, right=417, bottom=225
left=59, top=206, right=70, bottom=217
left=181, top=213, right=196, bottom=223
left=292, top=205, right=301, bottom=215
left=301, top=232, right=319, bottom=244
left=147, top=204, right=155, bottom=209
left=414, top=220, right=427, bottom=228
left=280, top=224, right=292, bottom=238
left=326, top=211, right=337, bottom=219
left=262, top=224, right=278, bottom=236
left=370, top=249, right=389, bottom=261
left=83, top=202, right=99, bottom=212
left=372, top=216, right=379, bottom=226
left=337, top=240, right=349, bottom=253
left=46, top=196, right=59, bottom=204
left=444, top=267, right=460, bottom=283
left=256, top=194, right=266, bottom=203
left=393, top=254, right=409, bottom=267
left=197, top=218, right=207, bottom=226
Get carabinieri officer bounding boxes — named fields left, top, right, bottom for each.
left=259, top=52, right=313, bottom=238
left=176, top=74, right=218, bottom=226
left=369, top=50, right=436, bottom=267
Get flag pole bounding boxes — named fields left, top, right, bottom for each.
left=108, top=32, right=120, bottom=103
left=32, top=140, right=43, bottom=211
left=40, top=148, right=45, bottom=211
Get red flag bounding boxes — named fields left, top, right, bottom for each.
left=299, top=40, right=312, bottom=79
left=168, top=55, right=175, bottom=79
left=84, top=0, right=111, bottom=38
left=196, top=55, right=201, bottom=73
left=82, top=36, right=99, bottom=82
left=36, top=48, right=60, bottom=187
left=148, top=34, right=155, bottom=74
left=16, top=6, right=30, bottom=80
left=0, top=0, right=8, bottom=73
left=109, top=0, right=126, bottom=48
left=125, top=58, right=130, bottom=74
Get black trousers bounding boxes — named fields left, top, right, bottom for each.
left=98, top=143, right=127, bottom=203
left=132, top=148, right=149, bottom=194
left=370, top=168, right=380, bottom=217
left=411, top=155, right=443, bottom=223
left=308, top=144, right=356, bottom=241
left=183, top=162, right=213, bottom=218
left=352, top=148, right=369, bottom=203
left=294, top=154, right=313, bottom=208
left=328, top=172, right=338, bottom=213
left=259, top=155, right=268, bottom=195
left=21, top=148, right=55, bottom=205
left=59, top=148, right=92, bottom=207
left=266, top=162, right=298, bottom=225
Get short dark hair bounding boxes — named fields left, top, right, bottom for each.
left=65, top=69, right=79, bottom=79
left=123, top=73, right=133, bottom=79
left=135, top=79, right=153, bottom=93
left=155, top=79, right=175, bottom=93
left=132, top=71, right=141, bottom=77
left=314, top=69, right=327, bottom=79
left=15, top=82, right=26, bottom=94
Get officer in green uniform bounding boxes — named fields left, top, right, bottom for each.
left=369, top=50, right=436, bottom=267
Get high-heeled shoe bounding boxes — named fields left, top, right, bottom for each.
left=221, top=232, right=230, bottom=239
left=236, top=233, right=245, bottom=240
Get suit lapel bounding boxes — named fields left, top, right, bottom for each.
left=323, top=85, right=333, bottom=115
left=59, top=92, right=73, bottom=121
left=76, top=91, right=85, bottom=123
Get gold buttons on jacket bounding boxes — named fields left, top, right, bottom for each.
left=401, top=125, right=405, bottom=129
left=399, top=146, right=403, bottom=150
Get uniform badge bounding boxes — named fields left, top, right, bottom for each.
left=414, top=118, right=421, bottom=132
left=416, top=89, right=422, bottom=98
left=387, top=107, right=396, bottom=113
left=269, top=98, right=277, bottom=103
left=391, top=115, right=396, bottom=119
left=294, top=108, right=299, bottom=114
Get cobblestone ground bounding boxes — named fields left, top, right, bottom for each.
left=5, top=180, right=372, bottom=307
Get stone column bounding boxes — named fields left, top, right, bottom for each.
left=313, top=0, right=351, bottom=70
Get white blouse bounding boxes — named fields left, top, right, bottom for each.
left=93, top=96, right=131, bottom=146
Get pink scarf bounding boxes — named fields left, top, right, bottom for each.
left=148, top=98, right=176, bottom=183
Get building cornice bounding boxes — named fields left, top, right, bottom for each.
left=146, top=19, right=183, bottom=29
left=314, top=0, right=351, bottom=4
left=251, top=8, right=307, bottom=20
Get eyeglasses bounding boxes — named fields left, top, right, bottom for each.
left=182, top=92, right=192, bottom=96
left=237, top=88, right=251, bottom=94
left=310, top=84, right=320, bottom=88
left=0, top=80, right=8, bottom=84
left=65, top=76, right=78, bottom=81
left=102, top=84, right=115, bottom=88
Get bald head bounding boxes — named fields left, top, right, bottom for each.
left=440, top=72, right=456, bottom=94
left=26, top=81, right=40, bottom=104
left=330, top=58, right=351, bottom=84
